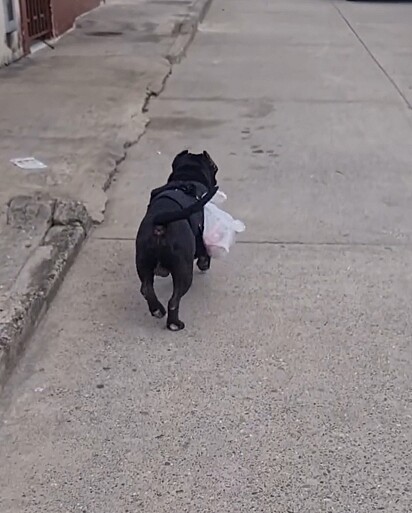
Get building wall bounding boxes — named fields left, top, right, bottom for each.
left=0, top=0, right=101, bottom=67
left=0, top=0, right=22, bottom=66
left=51, top=0, right=102, bottom=37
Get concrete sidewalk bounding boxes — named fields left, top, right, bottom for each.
left=0, top=0, right=212, bottom=389
left=1, top=0, right=412, bottom=511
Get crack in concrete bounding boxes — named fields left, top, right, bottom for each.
left=102, top=65, right=173, bottom=199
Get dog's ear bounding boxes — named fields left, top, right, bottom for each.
left=203, top=150, right=218, bottom=175
left=172, top=150, right=189, bottom=171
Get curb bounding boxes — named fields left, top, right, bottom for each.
left=166, top=0, right=213, bottom=64
left=0, top=200, right=90, bottom=392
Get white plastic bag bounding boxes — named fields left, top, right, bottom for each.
left=203, top=191, right=245, bottom=258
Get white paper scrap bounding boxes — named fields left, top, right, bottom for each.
left=10, top=157, right=47, bottom=170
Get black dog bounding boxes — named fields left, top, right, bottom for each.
left=135, top=150, right=219, bottom=331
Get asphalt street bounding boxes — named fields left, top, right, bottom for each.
left=1, top=1, right=412, bottom=512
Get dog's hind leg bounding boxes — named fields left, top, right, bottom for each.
left=167, top=263, right=193, bottom=331
left=137, top=261, right=166, bottom=319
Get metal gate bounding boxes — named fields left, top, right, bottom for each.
left=19, top=0, right=53, bottom=52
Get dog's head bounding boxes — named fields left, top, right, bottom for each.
left=168, top=150, right=219, bottom=188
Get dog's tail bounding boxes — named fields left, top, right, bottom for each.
left=152, top=186, right=218, bottom=229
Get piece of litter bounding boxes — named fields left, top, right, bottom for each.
left=10, top=157, right=47, bottom=170
left=34, top=387, right=44, bottom=393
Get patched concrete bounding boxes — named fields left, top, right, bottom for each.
left=0, top=195, right=54, bottom=295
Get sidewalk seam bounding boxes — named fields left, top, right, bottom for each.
left=332, top=1, right=412, bottom=110
left=91, top=236, right=411, bottom=249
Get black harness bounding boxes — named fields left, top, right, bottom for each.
left=149, top=181, right=208, bottom=239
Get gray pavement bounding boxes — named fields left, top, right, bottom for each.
left=1, top=0, right=412, bottom=512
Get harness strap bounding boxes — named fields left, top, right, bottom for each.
left=150, top=187, right=205, bottom=238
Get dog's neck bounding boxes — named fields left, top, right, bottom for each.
left=168, top=167, right=210, bottom=189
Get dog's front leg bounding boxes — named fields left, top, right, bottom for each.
left=197, top=254, right=211, bottom=272
left=167, top=264, right=193, bottom=331
left=195, top=235, right=211, bottom=272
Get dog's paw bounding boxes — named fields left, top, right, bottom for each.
left=197, top=256, right=210, bottom=272
left=151, top=305, right=166, bottom=318
left=167, top=320, right=185, bottom=331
